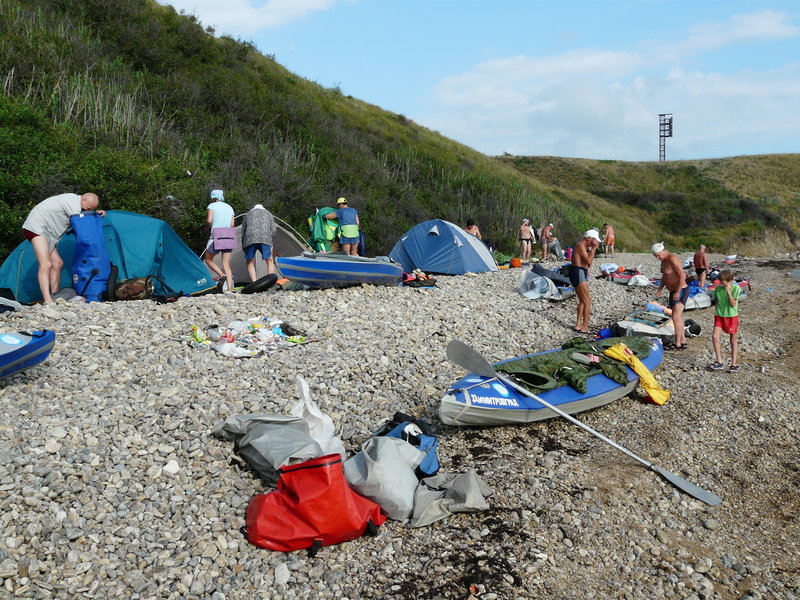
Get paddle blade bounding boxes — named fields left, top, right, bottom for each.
left=446, top=339, right=498, bottom=379
left=651, top=465, right=722, bottom=506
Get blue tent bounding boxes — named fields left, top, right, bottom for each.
left=0, top=210, right=216, bottom=304
left=389, top=220, right=497, bottom=275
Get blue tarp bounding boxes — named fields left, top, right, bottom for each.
left=389, top=220, right=497, bottom=275
left=0, top=210, right=216, bottom=304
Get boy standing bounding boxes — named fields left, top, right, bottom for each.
left=707, top=270, right=740, bottom=372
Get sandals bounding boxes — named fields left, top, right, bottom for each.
left=666, top=343, right=688, bottom=351
left=729, top=365, right=739, bottom=373
left=706, top=362, right=724, bottom=371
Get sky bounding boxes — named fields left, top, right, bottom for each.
left=157, top=0, right=800, bottom=161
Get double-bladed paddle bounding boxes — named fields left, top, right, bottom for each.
left=446, top=339, right=722, bottom=506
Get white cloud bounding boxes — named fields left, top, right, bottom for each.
left=159, top=0, right=338, bottom=34
left=421, top=11, right=800, bottom=159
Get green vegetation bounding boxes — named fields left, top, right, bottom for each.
left=499, top=155, right=800, bottom=253
left=0, top=0, right=797, bottom=261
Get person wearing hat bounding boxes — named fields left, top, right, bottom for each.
left=326, top=197, right=360, bottom=256
left=569, top=229, right=601, bottom=334
left=519, top=219, right=534, bottom=263
left=204, top=189, right=235, bottom=293
left=540, top=223, right=555, bottom=261
left=241, top=203, right=277, bottom=280
left=652, top=242, right=689, bottom=350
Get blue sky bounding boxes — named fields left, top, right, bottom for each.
left=158, top=0, right=800, bottom=161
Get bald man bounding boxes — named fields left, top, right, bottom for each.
left=22, top=192, right=104, bottom=303
left=693, top=244, right=709, bottom=288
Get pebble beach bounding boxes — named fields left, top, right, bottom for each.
left=1, top=250, right=798, bottom=600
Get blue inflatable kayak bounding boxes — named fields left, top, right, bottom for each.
left=440, top=337, right=663, bottom=426
left=0, top=330, right=56, bottom=380
left=276, top=253, right=403, bottom=288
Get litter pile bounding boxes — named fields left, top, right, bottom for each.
left=187, top=317, right=316, bottom=357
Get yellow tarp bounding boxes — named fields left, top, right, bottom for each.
left=603, top=342, right=671, bottom=405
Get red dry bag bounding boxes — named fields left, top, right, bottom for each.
left=244, top=454, right=386, bottom=554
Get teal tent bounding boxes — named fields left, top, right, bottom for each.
left=0, top=210, right=216, bottom=304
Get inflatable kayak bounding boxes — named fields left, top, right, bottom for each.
left=613, top=309, right=676, bottom=343
left=440, top=336, right=663, bottom=426
left=0, top=330, right=56, bottom=380
left=276, top=253, right=403, bottom=288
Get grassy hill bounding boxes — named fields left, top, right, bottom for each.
left=0, top=0, right=797, bottom=261
left=498, top=155, right=800, bottom=255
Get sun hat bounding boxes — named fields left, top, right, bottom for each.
left=651, top=242, right=665, bottom=253
left=210, top=189, right=224, bottom=201
left=584, top=229, right=601, bottom=241
left=337, top=197, right=348, bottom=205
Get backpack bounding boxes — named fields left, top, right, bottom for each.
left=106, top=266, right=182, bottom=302
left=377, top=412, right=440, bottom=478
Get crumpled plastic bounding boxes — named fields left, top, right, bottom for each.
left=186, top=317, right=316, bottom=357
left=409, top=469, right=493, bottom=528
left=291, top=375, right=346, bottom=459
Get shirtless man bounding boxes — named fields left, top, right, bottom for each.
left=693, top=244, right=709, bottom=288
left=22, top=192, right=104, bottom=303
left=569, top=229, right=601, bottom=334
left=602, top=223, right=615, bottom=258
left=653, top=242, right=688, bottom=349
left=519, top=218, right=534, bottom=263
left=540, top=223, right=554, bottom=261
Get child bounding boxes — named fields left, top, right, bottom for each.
left=707, top=270, right=741, bottom=372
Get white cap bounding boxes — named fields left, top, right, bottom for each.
left=252, top=204, right=265, bottom=210
left=651, top=242, right=665, bottom=253
left=584, top=229, right=601, bottom=242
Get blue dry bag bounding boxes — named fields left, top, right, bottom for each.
left=70, top=213, right=111, bottom=302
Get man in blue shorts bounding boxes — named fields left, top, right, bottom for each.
left=569, top=229, right=600, bottom=334
left=653, top=242, right=689, bottom=349
left=327, top=197, right=360, bottom=256
left=242, top=203, right=277, bottom=280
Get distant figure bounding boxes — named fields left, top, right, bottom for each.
left=653, top=242, right=688, bottom=350
left=464, top=219, right=482, bottom=239
left=693, top=244, right=709, bottom=288
left=540, top=223, right=554, bottom=261
left=569, top=229, right=601, bottom=334
left=22, top=192, right=105, bottom=303
left=519, top=218, right=534, bottom=263
left=707, top=269, right=741, bottom=373
left=242, top=203, right=277, bottom=280
left=602, top=223, right=615, bottom=258
left=327, top=197, right=359, bottom=256
left=203, top=190, right=235, bottom=293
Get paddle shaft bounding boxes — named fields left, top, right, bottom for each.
left=446, top=339, right=722, bottom=506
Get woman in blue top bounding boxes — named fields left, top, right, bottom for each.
left=204, top=189, right=235, bottom=293
left=326, top=197, right=360, bottom=256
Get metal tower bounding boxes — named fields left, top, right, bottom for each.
left=659, top=113, right=673, bottom=161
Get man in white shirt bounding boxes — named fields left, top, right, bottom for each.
left=22, top=192, right=103, bottom=303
